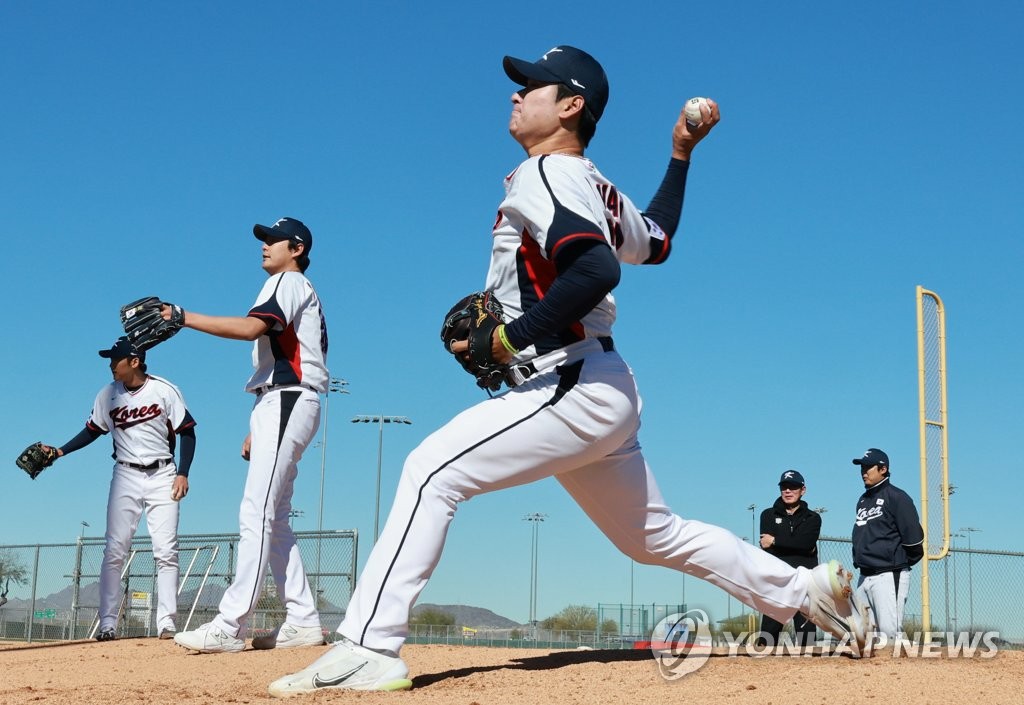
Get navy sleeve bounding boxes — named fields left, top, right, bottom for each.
left=896, top=491, right=925, bottom=565
left=59, top=426, right=104, bottom=456
left=905, top=542, right=924, bottom=565
left=642, top=158, right=690, bottom=240
left=176, top=427, right=196, bottom=478
left=503, top=239, right=620, bottom=351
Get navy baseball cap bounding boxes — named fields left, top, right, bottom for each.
left=778, top=469, right=805, bottom=487
left=503, top=46, right=609, bottom=121
left=99, top=336, right=145, bottom=361
left=853, top=448, right=889, bottom=469
left=253, top=217, right=313, bottom=254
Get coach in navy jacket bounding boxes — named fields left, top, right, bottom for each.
left=851, top=448, right=924, bottom=638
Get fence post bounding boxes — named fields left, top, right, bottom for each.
left=70, top=536, right=84, bottom=639
left=26, top=545, right=41, bottom=643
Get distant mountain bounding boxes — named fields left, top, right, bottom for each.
left=4, top=581, right=101, bottom=611
left=413, top=603, right=521, bottom=628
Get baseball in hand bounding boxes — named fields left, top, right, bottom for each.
left=684, top=97, right=709, bottom=128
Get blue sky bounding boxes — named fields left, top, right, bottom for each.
left=2, top=2, right=1021, bottom=626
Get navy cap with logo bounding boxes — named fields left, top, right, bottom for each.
left=778, top=469, right=805, bottom=487
left=253, top=217, right=313, bottom=255
left=853, top=448, right=889, bottom=469
left=98, top=336, right=145, bottom=362
left=503, top=46, right=610, bottom=121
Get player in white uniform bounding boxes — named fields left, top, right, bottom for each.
left=270, top=47, right=870, bottom=695
left=44, top=336, right=196, bottom=641
left=172, top=217, right=329, bottom=653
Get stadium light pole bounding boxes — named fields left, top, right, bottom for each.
left=524, top=513, right=547, bottom=632
left=960, top=526, right=981, bottom=631
left=747, top=504, right=756, bottom=546
left=351, top=415, right=413, bottom=543
left=315, top=378, right=349, bottom=597
left=812, top=508, right=827, bottom=556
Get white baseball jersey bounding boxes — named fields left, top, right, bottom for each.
left=245, top=271, right=329, bottom=394
left=337, top=153, right=817, bottom=657
left=487, top=154, right=669, bottom=358
left=87, top=375, right=195, bottom=466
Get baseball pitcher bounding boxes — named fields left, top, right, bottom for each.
left=270, top=45, right=869, bottom=696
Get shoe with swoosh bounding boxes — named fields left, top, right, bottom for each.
left=173, top=622, right=245, bottom=653
left=268, top=637, right=412, bottom=696
left=804, top=560, right=872, bottom=658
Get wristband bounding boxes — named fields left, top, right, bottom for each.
left=497, top=325, right=520, bottom=355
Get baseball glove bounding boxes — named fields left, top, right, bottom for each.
left=439, top=291, right=508, bottom=392
left=16, top=442, right=58, bottom=480
left=120, top=296, right=184, bottom=352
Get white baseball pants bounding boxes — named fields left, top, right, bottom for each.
left=100, top=462, right=180, bottom=633
left=856, top=569, right=910, bottom=638
left=212, top=388, right=321, bottom=637
left=338, top=339, right=810, bottom=654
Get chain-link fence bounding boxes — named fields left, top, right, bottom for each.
left=405, top=623, right=641, bottom=650
left=0, top=530, right=356, bottom=642
left=818, top=536, right=1024, bottom=644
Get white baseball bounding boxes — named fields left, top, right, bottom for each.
left=684, top=97, right=709, bottom=127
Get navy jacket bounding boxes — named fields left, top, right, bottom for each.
left=852, top=477, right=925, bottom=574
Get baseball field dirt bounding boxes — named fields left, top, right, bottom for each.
left=1, top=639, right=1020, bottom=704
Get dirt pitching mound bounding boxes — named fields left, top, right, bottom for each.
left=1, top=639, right=1018, bottom=704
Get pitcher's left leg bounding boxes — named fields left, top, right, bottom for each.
left=558, top=449, right=808, bottom=623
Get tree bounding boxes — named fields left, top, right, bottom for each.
left=411, top=608, right=455, bottom=626
left=541, top=604, right=598, bottom=631
left=0, top=549, right=28, bottom=586
left=599, top=619, right=619, bottom=635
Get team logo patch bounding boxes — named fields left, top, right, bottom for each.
left=775, top=518, right=782, bottom=524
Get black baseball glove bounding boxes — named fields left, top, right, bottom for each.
left=439, top=291, right=508, bottom=392
left=16, top=442, right=58, bottom=480
left=120, top=296, right=185, bottom=352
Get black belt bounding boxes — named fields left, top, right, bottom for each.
left=505, top=337, right=614, bottom=388
left=254, top=383, right=317, bottom=396
left=858, top=566, right=907, bottom=577
left=120, top=459, right=172, bottom=471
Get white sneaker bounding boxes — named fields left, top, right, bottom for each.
left=268, top=637, right=413, bottom=696
left=804, top=560, right=871, bottom=657
left=173, top=622, right=245, bottom=653
left=252, top=623, right=325, bottom=650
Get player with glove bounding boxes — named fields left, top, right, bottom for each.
left=168, top=216, right=328, bottom=654
left=268, top=46, right=866, bottom=697
left=23, top=337, right=197, bottom=641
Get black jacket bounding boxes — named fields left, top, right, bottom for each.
left=852, top=477, right=925, bottom=574
left=760, top=498, right=821, bottom=569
